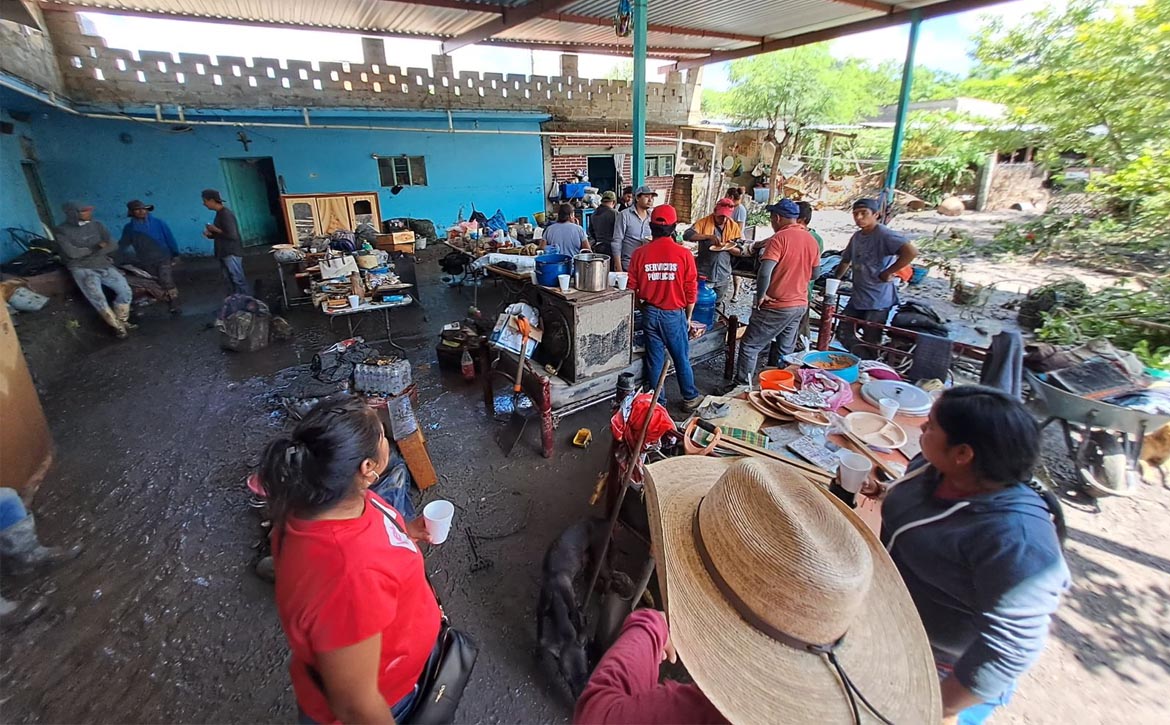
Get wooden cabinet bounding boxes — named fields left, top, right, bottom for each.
left=280, top=192, right=383, bottom=244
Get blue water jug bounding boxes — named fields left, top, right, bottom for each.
left=693, top=276, right=717, bottom=329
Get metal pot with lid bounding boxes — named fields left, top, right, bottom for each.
left=573, top=253, right=610, bottom=292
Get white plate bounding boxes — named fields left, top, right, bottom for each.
left=861, top=380, right=933, bottom=416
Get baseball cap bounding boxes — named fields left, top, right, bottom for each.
left=201, top=188, right=224, bottom=203
left=650, top=204, right=677, bottom=225
left=853, top=198, right=881, bottom=213
left=634, top=185, right=659, bottom=197
left=601, top=190, right=617, bottom=201
left=765, top=198, right=800, bottom=219
left=714, top=197, right=736, bottom=213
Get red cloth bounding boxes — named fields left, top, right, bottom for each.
left=574, top=610, right=727, bottom=725
left=627, top=237, right=698, bottom=311
left=760, top=225, right=821, bottom=309
left=273, top=491, right=442, bottom=724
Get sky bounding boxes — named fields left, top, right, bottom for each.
left=79, top=0, right=1057, bottom=91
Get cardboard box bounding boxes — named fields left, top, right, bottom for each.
left=392, top=230, right=415, bottom=243
left=490, top=313, right=542, bottom=357
left=374, top=233, right=415, bottom=253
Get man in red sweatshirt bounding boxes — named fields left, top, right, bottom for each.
left=627, top=204, right=703, bottom=410
left=574, top=610, right=725, bottom=724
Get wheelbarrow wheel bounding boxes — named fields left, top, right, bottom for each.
left=1078, top=429, right=1139, bottom=498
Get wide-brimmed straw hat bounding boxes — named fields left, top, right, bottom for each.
left=643, top=456, right=941, bottom=724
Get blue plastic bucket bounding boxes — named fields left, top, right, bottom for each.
left=535, top=253, right=571, bottom=287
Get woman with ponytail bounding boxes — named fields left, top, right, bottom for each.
left=261, top=395, right=440, bottom=724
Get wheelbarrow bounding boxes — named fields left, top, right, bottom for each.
left=1026, top=370, right=1170, bottom=496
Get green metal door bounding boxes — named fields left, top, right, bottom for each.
left=220, top=157, right=282, bottom=246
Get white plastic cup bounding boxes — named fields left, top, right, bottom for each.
left=879, top=397, right=900, bottom=420
left=825, top=278, right=841, bottom=296
left=837, top=451, right=872, bottom=493
left=423, top=500, right=455, bottom=545
left=616, top=273, right=629, bottom=290
left=557, top=273, right=571, bottom=292
left=348, top=294, right=362, bottom=308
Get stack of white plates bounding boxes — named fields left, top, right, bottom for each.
left=860, top=380, right=933, bottom=417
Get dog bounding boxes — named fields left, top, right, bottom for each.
left=536, top=517, right=607, bottom=696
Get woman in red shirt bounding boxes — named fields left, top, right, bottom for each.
left=260, top=396, right=442, bottom=724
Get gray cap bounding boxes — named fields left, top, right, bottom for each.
left=634, top=185, right=658, bottom=197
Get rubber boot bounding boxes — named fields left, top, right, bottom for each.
left=0, top=593, right=48, bottom=629
left=0, top=516, right=83, bottom=576
left=167, top=290, right=182, bottom=315
left=97, top=306, right=128, bottom=338
left=114, top=302, right=138, bottom=330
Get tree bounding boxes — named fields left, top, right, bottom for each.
left=721, top=45, right=885, bottom=200
left=969, top=0, right=1170, bottom=167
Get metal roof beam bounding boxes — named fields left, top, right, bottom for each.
left=484, top=39, right=707, bottom=60
left=828, top=0, right=900, bottom=13
left=673, top=0, right=1011, bottom=70
left=441, top=0, right=578, bottom=54
left=542, top=12, right=765, bottom=43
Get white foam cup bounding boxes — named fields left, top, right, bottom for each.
left=824, top=278, right=841, bottom=296
left=423, top=500, right=455, bottom=544
left=348, top=294, right=362, bottom=308
left=837, top=451, right=872, bottom=493
left=616, top=273, right=629, bottom=290
left=557, top=274, right=571, bottom=292
left=879, top=397, right=900, bottom=420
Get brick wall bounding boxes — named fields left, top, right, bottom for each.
left=33, top=10, right=700, bottom=125
left=0, top=9, right=63, bottom=94
left=547, top=133, right=677, bottom=198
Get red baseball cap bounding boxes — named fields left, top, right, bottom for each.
left=714, top=197, right=735, bottom=213
left=651, top=204, right=677, bottom=225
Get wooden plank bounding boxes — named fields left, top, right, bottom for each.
left=397, top=430, right=438, bottom=490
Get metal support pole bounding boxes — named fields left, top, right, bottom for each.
left=631, top=0, right=648, bottom=186
left=881, top=10, right=921, bottom=220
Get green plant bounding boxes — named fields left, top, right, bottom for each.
left=1035, top=278, right=1170, bottom=371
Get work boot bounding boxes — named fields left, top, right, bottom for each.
left=0, top=516, right=83, bottom=576
left=113, top=303, right=138, bottom=330
left=166, top=290, right=182, bottom=315
left=0, top=594, right=48, bottom=629
left=97, top=307, right=128, bottom=338
left=682, top=395, right=705, bottom=412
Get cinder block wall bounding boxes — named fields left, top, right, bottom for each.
left=37, top=10, right=699, bottom=125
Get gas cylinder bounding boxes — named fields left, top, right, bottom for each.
left=692, top=276, right=717, bottom=329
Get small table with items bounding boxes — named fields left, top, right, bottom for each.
left=321, top=295, right=415, bottom=352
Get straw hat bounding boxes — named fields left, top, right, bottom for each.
left=643, top=456, right=941, bottom=724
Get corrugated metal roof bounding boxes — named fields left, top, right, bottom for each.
left=39, top=0, right=999, bottom=62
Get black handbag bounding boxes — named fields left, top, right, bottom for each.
left=372, top=500, right=479, bottom=724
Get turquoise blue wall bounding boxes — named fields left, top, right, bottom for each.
left=0, top=99, right=547, bottom=259
left=0, top=110, right=48, bottom=261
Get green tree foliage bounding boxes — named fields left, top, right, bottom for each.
left=969, top=0, right=1170, bottom=166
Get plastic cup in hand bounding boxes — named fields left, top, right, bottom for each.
left=879, top=397, right=900, bottom=420
left=423, top=500, right=455, bottom=544
left=557, top=274, right=571, bottom=292
left=348, top=294, right=362, bottom=308
left=616, top=273, right=629, bottom=290
left=824, top=278, right=841, bottom=296
left=837, top=451, right=872, bottom=493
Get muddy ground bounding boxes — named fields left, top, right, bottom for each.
left=2, top=235, right=1168, bottom=724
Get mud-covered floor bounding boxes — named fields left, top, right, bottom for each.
left=2, top=247, right=1168, bottom=724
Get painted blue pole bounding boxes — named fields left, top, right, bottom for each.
left=632, top=0, right=647, bottom=187
left=882, top=9, right=921, bottom=219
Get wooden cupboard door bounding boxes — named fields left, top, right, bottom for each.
left=346, top=193, right=380, bottom=230
left=316, top=195, right=352, bottom=234
left=283, top=197, right=320, bottom=243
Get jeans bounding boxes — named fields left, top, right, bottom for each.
left=937, top=665, right=1015, bottom=725
left=712, top=279, right=731, bottom=315
left=643, top=305, right=700, bottom=402
left=298, top=689, right=416, bottom=725
left=71, top=266, right=132, bottom=328
left=735, top=306, right=806, bottom=384
left=0, top=487, right=29, bottom=531
left=220, top=255, right=252, bottom=296
left=836, top=302, right=892, bottom=359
